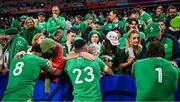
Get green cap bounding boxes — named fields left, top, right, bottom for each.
left=146, top=22, right=160, bottom=38
left=40, top=38, right=56, bottom=55
left=85, top=13, right=92, bottom=20
left=92, top=18, right=100, bottom=24
left=0, top=29, right=4, bottom=35
left=4, top=27, right=18, bottom=35
left=88, top=30, right=101, bottom=41
left=11, top=19, right=20, bottom=27
left=75, top=35, right=83, bottom=41
left=104, top=23, right=114, bottom=32
left=19, top=15, right=28, bottom=20
left=71, top=25, right=80, bottom=30
left=170, top=16, right=180, bottom=28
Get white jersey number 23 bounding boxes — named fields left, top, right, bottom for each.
left=73, top=66, right=94, bottom=84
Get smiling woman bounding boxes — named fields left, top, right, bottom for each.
left=119, top=29, right=144, bottom=75
left=18, top=17, right=41, bottom=45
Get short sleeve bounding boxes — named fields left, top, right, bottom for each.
left=39, top=57, right=51, bottom=70
left=96, top=57, right=106, bottom=72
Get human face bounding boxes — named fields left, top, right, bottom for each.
left=158, top=21, right=166, bottom=31
left=129, top=21, right=138, bottom=29
left=91, top=34, right=99, bottom=44
left=131, top=12, right=140, bottom=20
left=52, top=6, right=60, bottom=15
left=108, top=11, right=116, bottom=22
left=114, top=30, right=121, bottom=39
left=91, top=23, right=99, bottom=30
left=67, top=32, right=76, bottom=43
left=36, top=35, right=45, bottom=44
left=129, top=33, right=140, bottom=47
left=38, top=15, right=45, bottom=22
left=168, top=9, right=177, bottom=18
left=156, top=8, right=163, bottom=16
left=26, top=19, right=34, bottom=28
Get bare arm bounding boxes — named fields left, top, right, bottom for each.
left=46, top=60, right=63, bottom=76
left=119, top=57, right=135, bottom=69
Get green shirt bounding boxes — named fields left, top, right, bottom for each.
left=138, top=19, right=147, bottom=32
left=19, top=27, right=41, bottom=45
left=62, top=43, right=74, bottom=57
left=140, top=11, right=153, bottom=25
left=47, top=16, right=66, bottom=35
left=36, top=22, right=47, bottom=31
left=4, top=35, right=28, bottom=68
left=146, top=37, right=173, bottom=60
left=65, top=56, right=106, bottom=102
left=103, top=20, right=124, bottom=33
left=2, top=54, right=51, bottom=101
left=152, top=15, right=168, bottom=22
left=132, top=57, right=179, bottom=101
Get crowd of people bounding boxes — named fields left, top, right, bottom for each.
left=0, top=4, right=180, bottom=101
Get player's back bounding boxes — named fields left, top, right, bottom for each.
left=132, top=57, right=179, bottom=101
left=65, top=57, right=104, bottom=101
left=2, top=54, right=49, bottom=101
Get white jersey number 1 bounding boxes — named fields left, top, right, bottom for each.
left=155, top=67, right=162, bottom=83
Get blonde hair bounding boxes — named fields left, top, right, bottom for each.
left=32, top=33, right=45, bottom=45
left=25, top=17, right=36, bottom=29
left=125, top=29, right=142, bottom=56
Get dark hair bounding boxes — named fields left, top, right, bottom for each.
left=73, top=39, right=87, bottom=51
left=67, top=29, right=75, bottom=34
left=128, top=18, right=138, bottom=25
left=131, top=8, right=140, bottom=14
left=111, top=9, right=119, bottom=16
left=147, top=41, right=165, bottom=58
left=31, top=43, right=42, bottom=52
left=156, top=5, right=163, bottom=11
left=136, top=5, right=143, bottom=10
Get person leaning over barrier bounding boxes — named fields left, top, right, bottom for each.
left=132, top=41, right=180, bottom=101
left=2, top=43, right=63, bottom=101
left=65, top=39, right=113, bottom=101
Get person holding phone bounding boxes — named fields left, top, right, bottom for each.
left=119, top=29, right=144, bottom=75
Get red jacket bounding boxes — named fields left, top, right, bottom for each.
left=40, top=42, right=65, bottom=83
left=52, top=42, right=65, bottom=69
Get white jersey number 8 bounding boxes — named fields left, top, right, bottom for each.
left=13, top=62, right=24, bottom=76
left=73, top=66, right=94, bottom=84
left=155, top=67, right=162, bottom=83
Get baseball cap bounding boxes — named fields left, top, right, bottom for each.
left=170, top=16, right=180, bottom=28
left=145, top=22, right=160, bottom=38
left=19, top=15, right=28, bottom=20
left=92, top=18, right=100, bottom=24
left=106, top=31, right=119, bottom=46
left=4, top=27, right=18, bottom=35
left=11, top=19, right=20, bottom=27
left=85, top=13, right=92, bottom=20
left=40, top=38, right=56, bottom=55
left=71, top=25, right=80, bottom=31
left=37, top=12, right=46, bottom=17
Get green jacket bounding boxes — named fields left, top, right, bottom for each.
left=5, top=35, right=29, bottom=68
left=47, top=16, right=66, bottom=34
left=19, top=27, right=41, bottom=45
